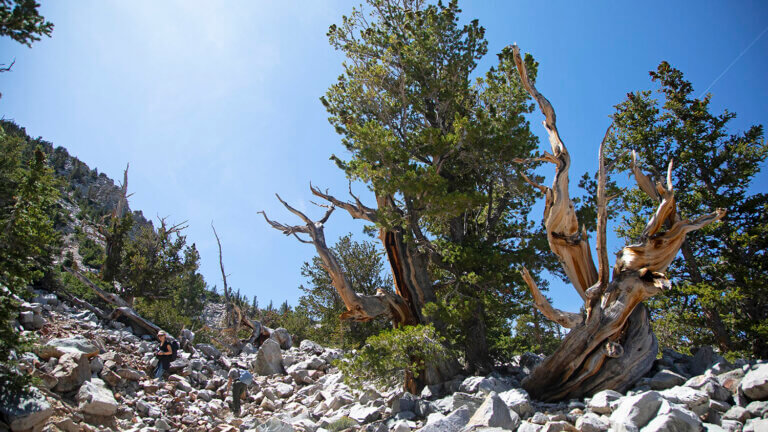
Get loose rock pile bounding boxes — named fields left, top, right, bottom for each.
left=2, top=290, right=767, bottom=432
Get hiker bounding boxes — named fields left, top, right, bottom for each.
left=226, top=366, right=253, bottom=417
left=154, top=330, right=173, bottom=380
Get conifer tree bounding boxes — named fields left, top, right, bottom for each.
left=608, top=62, right=768, bottom=357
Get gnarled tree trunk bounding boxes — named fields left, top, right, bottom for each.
left=263, top=187, right=459, bottom=391
left=511, top=45, right=725, bottom=401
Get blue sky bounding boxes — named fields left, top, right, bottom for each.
left=1, top=1, right=766, bottom=316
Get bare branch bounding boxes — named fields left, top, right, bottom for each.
left=115, top=163, right=130, bottom=218
left=310, top=182, right=377, bottom=222
left=292, top=233, right=313, bottom=244
left=629, top=150, right=661, bottom=201
left=211, top=222, right=230, bottom=301
left=0, top=58, right=16, bottom=73
left=511, top=45, right=564, bottom=156
left=511, top=44, right=597, bottom=300
left=275, top=193, right=313, bottom=225
left=617, top=208, right=726, bottom=274
left=520, top=172, right=548, bottom=195
left=261, top=194, right=415, bottom=325
left=595, top=125, right=612, bottom=291
left=258, top=210, right=309, bottom=237
left=318, top=204, right=336, bottom=224
left=521, top=267, right=582, bottom=329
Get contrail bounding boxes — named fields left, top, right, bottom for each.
left=700, top=24, right=768, bottom=98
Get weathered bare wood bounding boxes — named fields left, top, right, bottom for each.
left=520, top=267, right=582, bottom=328
left=261, top=193, right=416, bottom=324
left=308, top=186, right=437, bottom=325
left=211, top=223, right=230, bottom=302
left=512, top=43, right=726, bottom=401
left=62, top=267, right=170, bottom=339
left=511, top=45, right=596, bottom=300
left=594, top=127, right=612, bottom=290
left=110, top=307, right=162, bottom=337
left=310, top=182, right=378, bottom=222
left=55, top=288, right=110, bottom=320
left=630, top=154, right=731, bottom=350
left=63, top=266, right=130, bottom=308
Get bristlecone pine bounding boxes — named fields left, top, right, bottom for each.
left=510, top=45, right=725, bottom=401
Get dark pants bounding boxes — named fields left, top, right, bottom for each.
left=232, top=381, right=246, bottom=416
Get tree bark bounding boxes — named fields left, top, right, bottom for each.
left=270, top=187, right=459, bottom=390
left=261, top=193, right=416, bottom=325
left=511, top=44, right=725, bottom=401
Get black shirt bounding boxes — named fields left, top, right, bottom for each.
left=158, top=340, right=172, bottom=367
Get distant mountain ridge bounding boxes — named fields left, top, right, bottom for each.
left=1, top=120, right=151, bottom=230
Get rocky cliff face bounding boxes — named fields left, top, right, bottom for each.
left=5, top=288, right=768, bottom=432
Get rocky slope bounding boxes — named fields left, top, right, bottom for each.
left=3, top=289, right=768, bottom=432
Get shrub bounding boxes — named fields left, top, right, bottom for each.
left=78, top=236, right=104, bottom=269
left=336, top=324, right=450, bottom=389
left=327, top=416, right=357, bottom=432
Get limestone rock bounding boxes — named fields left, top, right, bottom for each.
left=459, top=376, right=510, bottom=395
left=685, top=375, right=732, bottom=402
left=254, top=339, right=284, bottom=376
left=642, top=400, right=701, bottom=432
left=37, top=336, right=99, bottom=360
left=52, top=351, right=91, bottom=392
left=498, top=388, right=533, bottom=417
left=420, top=406, right=471, bottom=432
left=690, top=346, right=725, bottom=376
left=196, top=343, right=221, bottom=359
left=744, top=418, right=768, bottom=432
left=518, top=421, right=544, bottom=432
left=434, top=392, right=483, bottom=414
left=661, top=386, right=711, bottom=416
left=745, top=400, right=768, bottom=417
left=89, top=356, right=104, bottom=375
left=540, top=421, right=578, bottom=432
left=99, top=369, right=121, bottom=387
left=741, top=363, right=768, bottom=400
left=19, top=303, right=45, bottom=330
left=720, top=420, right=744, bottom=432
left=650, top=369, right=687, bottom=390
left=257, top=417, right=294, bottom=431
left=300, top=339, right=324, bottom=355
left=392, top=393, right=417, bottom=414
left=116, top=367, right=144, bottom=381
left=349, top=404, right=381, bottom=423
left=723, top=405, right=750, bottom=423
left=0, top=388, right=53, bottom=432
left=574, top=413, right=609, bottom=432
left=270, top=327, right=292, bottom=350
left=464, top=392, right=520, bottom=431
left=76, top=378, right=118, bottom=416
left=718, top=368, right=745, bottom=394
left=588, top=389, right=623, bottom=414
left=274, top=382, right=293, bottom=398
left=241, top=343, right=257, bottom=355
left=609, top=391, right=664, bottom=431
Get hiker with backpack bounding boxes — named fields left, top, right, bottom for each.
left=226, top=366, right=253, bottom=417
left=153, top=330, right=177, bottom=380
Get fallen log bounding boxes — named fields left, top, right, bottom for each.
left=55, top=289, right=110, bottom=320
left=62, top=267, right=130, bottom=308
left=109, top=307, right=162, bottom=337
